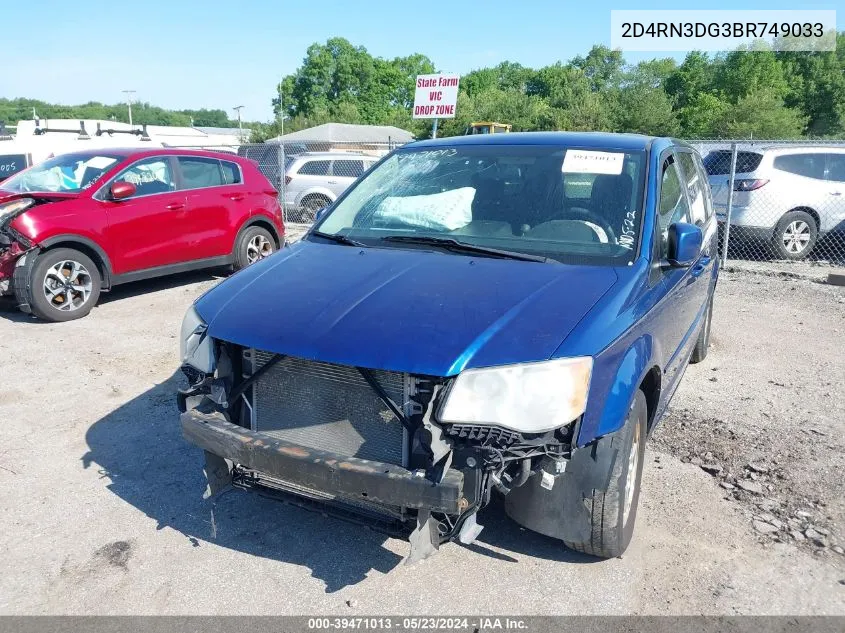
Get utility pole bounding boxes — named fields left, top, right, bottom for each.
left=122, top=90, right=136, bottom=126
left=233, top=105, right=245, bottom=142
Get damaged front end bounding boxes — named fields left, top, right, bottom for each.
left=0, top=198, right=38, bottom=296
left=176, top=324, right=584, bottom=562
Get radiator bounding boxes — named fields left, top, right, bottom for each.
left=248, top=351, right=408, bottom=466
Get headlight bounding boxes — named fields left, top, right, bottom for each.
left=439, top=357, right=593, bottom=434
left=179, top=305, right=215, bottom=373
left=0, top=198, right=34, bottom=219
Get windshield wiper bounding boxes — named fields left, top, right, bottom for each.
left=380, top=235, right=550, bottom=263
left=310, top=230, right=366, bottom=247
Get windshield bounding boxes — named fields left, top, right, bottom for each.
left=0, top=153, right=124, bottom=194
left=316, top=144, right=647, bottom=264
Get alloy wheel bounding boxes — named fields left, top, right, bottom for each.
left=42, top=260, right=93, bottom=312
left=246, top=234, right=273, bottom=264
left=782, top=220, right=811, bottom=254
left=623, top=416, right=641, bottom=525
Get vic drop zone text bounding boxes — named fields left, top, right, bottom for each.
left=414, top=76, right=458, bottom=117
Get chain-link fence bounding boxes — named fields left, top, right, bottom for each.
left=689, top=140, right=845, bottom=268
left=235, top=139, right=407, bottom=225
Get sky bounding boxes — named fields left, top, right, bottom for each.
left=5, top=0, right=842, bottom=122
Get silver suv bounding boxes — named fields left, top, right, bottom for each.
left=704, top=146, right=845, bottom=260
left=283, top=152, right=376, bottom=222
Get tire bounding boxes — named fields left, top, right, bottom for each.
left=22, top=248, right=102, bottom=322
left=300, top=195, right=330, bottom=223
left=772, top=210, right=818, bottom=261
left=689, top=294, right=714, bottom=364
left=234, top=225, right=276, bottom=271
left=563, top=390, right=647, bottom=558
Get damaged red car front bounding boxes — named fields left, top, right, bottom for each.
left=0, top=197, right=39, bottom=297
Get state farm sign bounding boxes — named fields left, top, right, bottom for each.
left=413, top=74, right=460, bottom=119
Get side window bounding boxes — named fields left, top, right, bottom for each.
left=773, top=154, right=826, bottom=180
left=178, top=157, right=224, bottom=190
left=657, top=158, right=691, bottom=258
left=677, top=152, right=707, bottom=226
left=695, top=155, right=714, bottom=221
left=332, top=160, right=365, bottom=178
left=826, top=154, right=845, bottom=182
left=297, top=160, right=330, bottom=176
left=221, top=160, right=242, bottom=185
left=113, top=157, right=175, bottom=197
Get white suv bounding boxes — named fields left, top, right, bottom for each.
left=283, top=152, right=376, bottom=222
left=704, top=146, right=845, bottom=260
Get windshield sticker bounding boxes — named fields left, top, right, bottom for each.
left=562, top=150, right=624, bottom=175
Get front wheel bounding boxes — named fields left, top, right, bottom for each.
left=563, top=390, right=647, bottom=558
left=690, top=294, right=714, bottom=364
left=21, top=248, right=102, bottom=322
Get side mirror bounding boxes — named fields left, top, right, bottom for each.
left=666, top=222, right=703, bottom=267
left=110, top=181, right=136, bottom=200
left=314, top=206, right=329, bottom=223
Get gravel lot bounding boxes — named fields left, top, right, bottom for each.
left=0, top=260, right=843, bottom=615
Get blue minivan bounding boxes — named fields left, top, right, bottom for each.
left=177, top=132, right=718, bottom=560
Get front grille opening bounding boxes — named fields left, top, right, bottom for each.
left=246, top=350, right=409, bottom=466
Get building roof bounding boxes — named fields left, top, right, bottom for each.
left=195, top=126, right=250, bottom=137
left=268, top=122, right=414, bottom=144
left=408, top=131, right=658, bottom=151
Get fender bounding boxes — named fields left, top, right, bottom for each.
left=36, top=234, right=113, bottom=288
left=233, top=216, right=282, bottom=250
left=578, top=335, right=655, bottom=446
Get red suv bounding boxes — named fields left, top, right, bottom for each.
left=0, top=148, right=284, bottom=321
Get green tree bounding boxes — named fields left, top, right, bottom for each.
left=624, top=58, right=678, bottom=89
left=677, top=93, right=730, bottom=138
left=615, top=85, right=680, bottom=136
left=708, top=89, right=807, bottom=138
left=712, top=49, right=789, bottom=102
left=779, top=33, right=845, bottom=136
left=571, top=45, right=625, bottom=92
left=665, top=51, right=715, bottom=109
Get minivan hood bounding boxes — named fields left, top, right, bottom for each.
left=196, top=241, right=619, bottom=376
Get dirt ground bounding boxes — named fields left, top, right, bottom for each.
left=0, top=260, right=843, bottom=615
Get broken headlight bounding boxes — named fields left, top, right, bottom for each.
left=439, top=357, right=593, bottom=434
left=0, top=198, right=34, bottom=219
left=179, top=305, right=215, bottom=374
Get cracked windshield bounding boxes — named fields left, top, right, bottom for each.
left=318, top=145, right=646, bottom=263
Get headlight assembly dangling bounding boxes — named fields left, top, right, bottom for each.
left=439, top=357, right=593, bottom=434
left=179, top=305, right=215, bottom=374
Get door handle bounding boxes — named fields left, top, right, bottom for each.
left=166, top=202, right=185, bottom=210
left=830, top=191, right=842, bottom=196
left=691, top=255, right=711, bottom=277
left=229, top=194, right=245, bottom=201
left=327, top=180, right=338, bottom=184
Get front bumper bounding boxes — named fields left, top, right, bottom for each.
left=181, top=409, right=465, bottom=514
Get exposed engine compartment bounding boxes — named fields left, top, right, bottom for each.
left=178, top=340, right=578, bottom=561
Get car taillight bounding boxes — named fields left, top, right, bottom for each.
left=731, top=179, right=769, bottom=191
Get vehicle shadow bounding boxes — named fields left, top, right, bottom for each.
left=0, top=270, right=228, bottom=324
left=82, top=371, right=404, bottom=592
left=97, top=269, right=229, bottom=305
left=82, top=372, right=595, bottom=592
